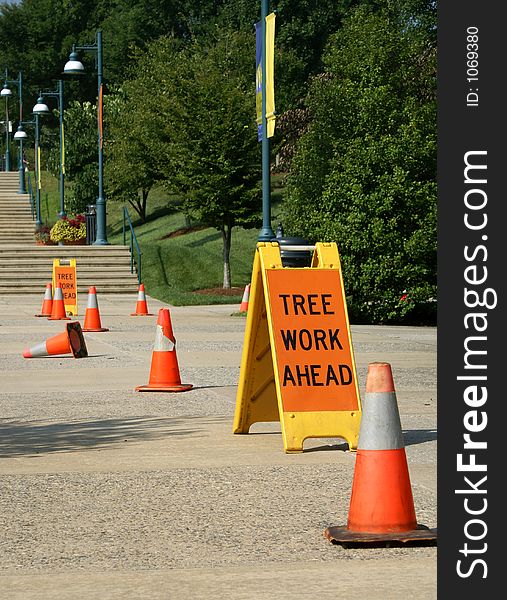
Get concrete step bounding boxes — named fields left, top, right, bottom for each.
left=0, top=238, right=36, bottom=245
left=0, top=227, right=35, bottom=232
left=0, top=200, right=32, bottom=204
left=0, top=245, right=135, bottom=256
left=0, top=214, right=33, bottom=218
left=0, top=196, right=32, bottom=200
left=0, top=253, right=132, bottom=262
left=0, top=222, right=34, bottom=228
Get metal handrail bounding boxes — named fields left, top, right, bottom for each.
left=122, top=206, right=142, bottom=283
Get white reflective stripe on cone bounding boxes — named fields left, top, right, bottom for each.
left=153, top=325, right=175, bottom=352
left=28, top=341, right=48, bottom=358
left=87, top=293, right=98, bottom=309
left=357, top=391, right=404, bottom=450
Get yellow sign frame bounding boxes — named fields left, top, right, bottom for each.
left=233, top=242, right=362, bottom=453
left=52, top=258, right=78, bottom=316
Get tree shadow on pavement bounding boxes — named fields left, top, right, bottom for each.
left=0, top=416, right=203, bottom=458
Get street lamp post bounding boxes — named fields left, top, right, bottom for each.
left=2, top=69, right=24, bottom=190
left=13, top=123, right=27, bottom=195
left=64, top=30, right=108, bottom=245
left=1, top=87, right=11, bottom=172
left=33, top=81, right=66, bottom=218
left=15, top=117, right=41, bottom=226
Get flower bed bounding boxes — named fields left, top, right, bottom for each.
left=50, top=215, right=86, bottom=244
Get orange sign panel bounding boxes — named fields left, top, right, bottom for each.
left=52, top=259, right=78, bottom=315
left=266, top=269, right=359, bottom=413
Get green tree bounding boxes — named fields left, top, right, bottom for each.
left=282, top=2, right=437, bottom=324
left=142, top=31, right=261, bottom=288
left=54, top=100, right=98, bottom=214
left=105, top=87, right=161, bottom=223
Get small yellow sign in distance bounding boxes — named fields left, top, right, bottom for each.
left=233, top=242, right=362, bottom=453
left=52, top=258, right=78, bottom=316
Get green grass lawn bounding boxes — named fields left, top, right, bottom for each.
left=36, top=171, right=286, bottom=306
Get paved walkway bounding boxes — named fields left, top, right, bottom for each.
left=0, top=293, right=437, bottom=599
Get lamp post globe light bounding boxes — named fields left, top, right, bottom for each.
left=33, top=80, right=66, bottom=219
left=64, top=30, right=108, bottom=245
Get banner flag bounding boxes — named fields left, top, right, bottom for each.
left=265, top=12, right=276, bottom=138
left=61, top=122, right=65, bottom=175
left=37, top=146, right=41, bottom=190
left=255, top=13, right=276, bottom=141
left=98, top=83, right=103, bottom=149
left=255, top=20, right=262, bottom=141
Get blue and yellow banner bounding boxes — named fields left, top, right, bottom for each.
left=255, top=12, right=276, bottom=141
left=98, top=83, right=104, bottom=150
left=37, top=146, right=41, bottom=190
left=61, top=122, right=65, bottom=175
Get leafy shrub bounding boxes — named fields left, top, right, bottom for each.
left=34, top=225, right=53, bottom=244
left=50, top=214, right=86, bottom=243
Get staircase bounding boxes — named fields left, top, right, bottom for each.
left=0, top=171, right=140, bottom=294
left=0, top=171, right=35, bottom=244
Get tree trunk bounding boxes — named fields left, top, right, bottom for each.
left=128, top=188, right=149, bottom=223
left=141, top=188, right=149, bottom=222
left=222, top=225, right=232, bottom=289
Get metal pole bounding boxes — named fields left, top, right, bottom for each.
left=258, top=0, right=274, bottom=241
left=4, top=94, right=10, bottom=172
left=17, top=137, right=26, bottom=193
left=17, top=71, right=26, bottom=194
left=34, top=113, right=42, bottom=226
left=94, top=30, right=108, bottom=245
left=57, top=80, right=66, bottom=218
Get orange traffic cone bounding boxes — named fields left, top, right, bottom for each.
left=82, top=286, right=109, bottom=332
left=239, top=283, right=250, bottom=313
left=324, top=362, right=437, bottom=547
left=23, top=321, right=88, bottom=359
left=131, top=283, right=153, bottom=316
left=35, top=282, right=53, bottom=317
left=47, top=283, right=70, bottom=320
left=135, top=307, right=193, bottom=392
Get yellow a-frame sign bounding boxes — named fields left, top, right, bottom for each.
left=52, top=258, right=78, bottom=316
left=233, top=242, right=362, bottom=453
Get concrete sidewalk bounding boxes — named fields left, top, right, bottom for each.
left=0, top=293, right=437, bottom=599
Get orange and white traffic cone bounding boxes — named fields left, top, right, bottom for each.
left=324, top=362, right=437, bottom=547
left=131, top=283, right=153, bottom=316
left=35, top=282, right=53, bottom=317
left=239, top=283, right=250, bottom=313
left=82, top=286, right=109, bottom=332
left=48, top=283, right=70, bottom=320
left=135, top=307, right=193, bottom=392
left=23, top=321, right=88, bottom=359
